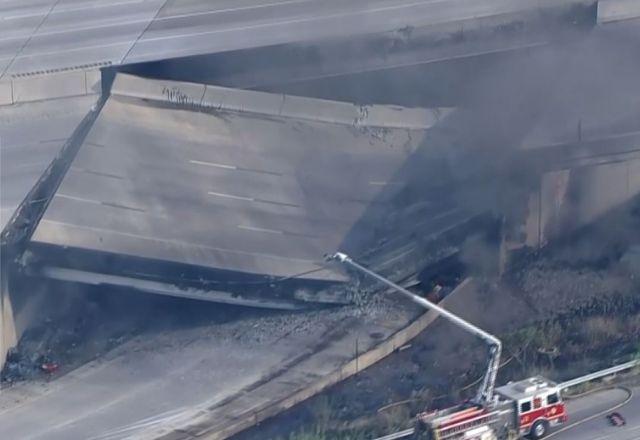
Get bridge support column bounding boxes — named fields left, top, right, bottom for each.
left=500, top=157, right=640, bottom=272
left=1, top=257, right=18, bottom=370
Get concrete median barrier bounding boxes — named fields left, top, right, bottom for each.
left=0, top=82, right=12, bottom=106
left=111, top=73, right=448, bottom=129
left=598, top=0, right=640, bottom=23
left=12, top=72, right=86, bottom=103
left=0, top=70, right=101, bottom=106
left=112, top=74, right=206, bottom=106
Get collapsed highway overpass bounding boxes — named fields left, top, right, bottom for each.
left=20, top=73, right=478, bottom=308
left=6, top=62, right=640, bottom=310
left=1, top=2, right=639, bottom=435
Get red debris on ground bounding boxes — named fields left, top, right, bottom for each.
left=40, top=362, right=59, bottom=374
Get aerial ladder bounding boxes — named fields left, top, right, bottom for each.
left=327, top=252, right=502, bottom=407
left=327, top=253, right=571, bottom=440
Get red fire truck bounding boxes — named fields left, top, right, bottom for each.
left=415, top=376, right=567, bottom=439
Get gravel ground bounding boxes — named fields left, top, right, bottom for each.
left=512, top=263, right=635, bottom=315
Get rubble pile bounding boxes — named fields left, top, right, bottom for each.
left=1, top=282, right=412, bottom=386
left=1, top=347, right=58, bottom=384
left=513, top=263, right=635, bottom=315
left=1, top=293, right=134, bottom=386
left=1, top=321, right=69, bottom=384
left=204, top=292, right=413, bottom=347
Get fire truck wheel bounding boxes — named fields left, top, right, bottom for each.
left=530, top=420, right=549, bottom=439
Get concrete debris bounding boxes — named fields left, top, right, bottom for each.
left=0, top=286, right=139, bottom=388
left=206, top=292, right=414, bottom=347
left=1, top=347, right=59, bottom=384
left=513, top=263, right=635, bottom=315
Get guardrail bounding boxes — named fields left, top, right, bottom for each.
left=558, top=359, right=640, bottom=390
left=373, top=428, right=415, bottom=440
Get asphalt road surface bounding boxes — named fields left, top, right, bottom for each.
left=0, top=94, right=97, bottom=230
left=551, top=386, right=640, bottom=440
left=0, top=0, right=591, bottom=79
left=0, top=316, right=301, bottom=440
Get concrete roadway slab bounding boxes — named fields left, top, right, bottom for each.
left=0, top=94, right=98, bottom=231
left=0, top=0, right=165, bottom=77
left=116, top=0, right=597, bottom=65
left=0, top=0, right=595, bottom=79
left=31, top=75, right=451, bottom=282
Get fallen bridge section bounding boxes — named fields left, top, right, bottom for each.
left=27, top=73, right=456, bottom=307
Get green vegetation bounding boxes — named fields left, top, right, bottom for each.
left=501, top=292, right=640, bottom=382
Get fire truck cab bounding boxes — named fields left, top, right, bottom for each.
left=495, top=376, right=567, bottom=439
